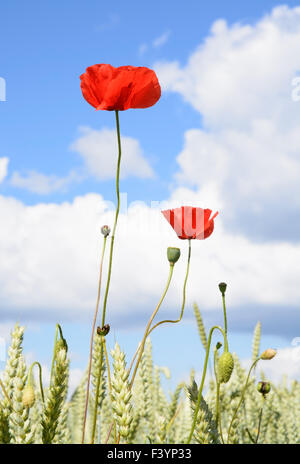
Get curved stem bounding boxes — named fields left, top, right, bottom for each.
left=129, top=264, right=174, bottom=389
left=50, top=325, right=59, bottom=387
left=227, top=357, right=261, bottom=443
left=186, top=325, right=226, bottom=444
left=147, top=239, right=191, bottom=337
left=81, top=235, right=107, bottom=444
left=28, top=362, right=45, bottom=404
left=90, top=110, right=122, bottom=444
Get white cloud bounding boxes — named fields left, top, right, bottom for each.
left=138, top=30, right=170, bottom=56
left=154, top=6, right=300, bottom=240
left=153, top=30, right=171, bottom=48
left=8, top=128, right=153, bottom=195
left=155, top=6, right=300, bottom=130
left=0, top=157, right=9, bottom=183
left=10, top=170, right=82, bottom=194
left=0, top=188, right=299, bottom=327
left=70, top=127, right=154, bottom=180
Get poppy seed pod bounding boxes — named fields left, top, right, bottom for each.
left=97, top=324, right=110, bottom=336
left=22, top=385, right=35, bottom=408
left=218, top=351, right=234, bottom=383
left=218, top=282, right=227, bottom=295
left=101, top=225, right=111, bottom=237
left=260, top=348, right=277, bottom=360
left=257, top=381, right=271, bottom=395
left=167, top=247, right=181, bottom=265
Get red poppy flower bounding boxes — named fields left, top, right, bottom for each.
left=80, top=64, right=161, bottom=111
left=162, top=206, right=218, bottom=240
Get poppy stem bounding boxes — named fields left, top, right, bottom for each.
left=129, top=264, right=174, bottom=389
left=90, top=110, right=122, bottom=444
left=227, top=357, right=261, bottom=443
left=81, top=234, right=107, bottom=444
left=222, top=292, right=228, bottom=338
left=50, top=323, right=64, bottom=388
left=213, top=347, right=224, bottom=444
left=27, top=361, right=45, bottom=404
left=126, top=239, right=191, bottom=382
left=146, top=238, right=192, bottom=336
left=186, top=325, right=226, bottom=444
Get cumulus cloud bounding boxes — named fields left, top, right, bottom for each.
left=0, top=187, right=299, bottom=338
left=155, top=6, right=300, bottom=241
left=8, top=128, right=153, bottom=195
left=138, top=30, right=171, bottom=56
left=0, top=157, right=9, bottom=183
left=10, top=170, right=82, bottom=194
left=70, top=127, right=154, bottom=180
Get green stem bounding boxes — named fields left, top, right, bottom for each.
left=255, top=400, right=264, bottom=444
left=222, top=293, right=228, bottom=336
left=129, top=264, right=174, bottom=389
left=82, top=235, right=107, bottom=444
left=186, top=325, right=226, bottom=444
left=91, top=110, right=122, bottom=444
left=50, top=324, right=64, bottom=387
left=101, top=110, right=122, bottom=327
left=28, top=362, right=45, bottom=404
left=147, top=239, right=191, bottom=336
left=213, top=348, right=224, bottom=444
left=227, top=357, right=261, bottom=443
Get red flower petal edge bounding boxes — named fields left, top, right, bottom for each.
left=80, top=64, right=161, bottom=111
left=162, top=206, right=219, bottom=240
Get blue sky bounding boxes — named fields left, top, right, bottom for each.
left=1, top=0, right=300, bottom=392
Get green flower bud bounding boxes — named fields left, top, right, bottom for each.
left=260, top=348, right=276, bottom=360
left=218, top=351, right=234, bottom=383
left=257, top=381, right=271, bottom=396
left=22, top=385, right=35, bottom=408
left=97, top=324, right=110, bottom=336
left=218, top=282, right=227, bottom=295
left=56, top=337, right=68, bottom=354
left=167, top=247, right=181, bottom=265
left=101, top=225, right=111, bottom=237
left=216, top=341, right=222, bottom=350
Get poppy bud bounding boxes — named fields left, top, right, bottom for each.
left=101, top=225, right=111, bottom=237
left=217, top=351, right=234, bottom=383
left=97, top=324, right=110, bottom=336
left=167, top=247, right=181, bottom=265
left=257, top=381, right=271, bottom=396
left=56, top=337, right=68, bottom=354
left=22, top=385, right=35, bottom=408
left=260, top=348, right=276, bottom=360
left=218, top=282, right=227, bottom=295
